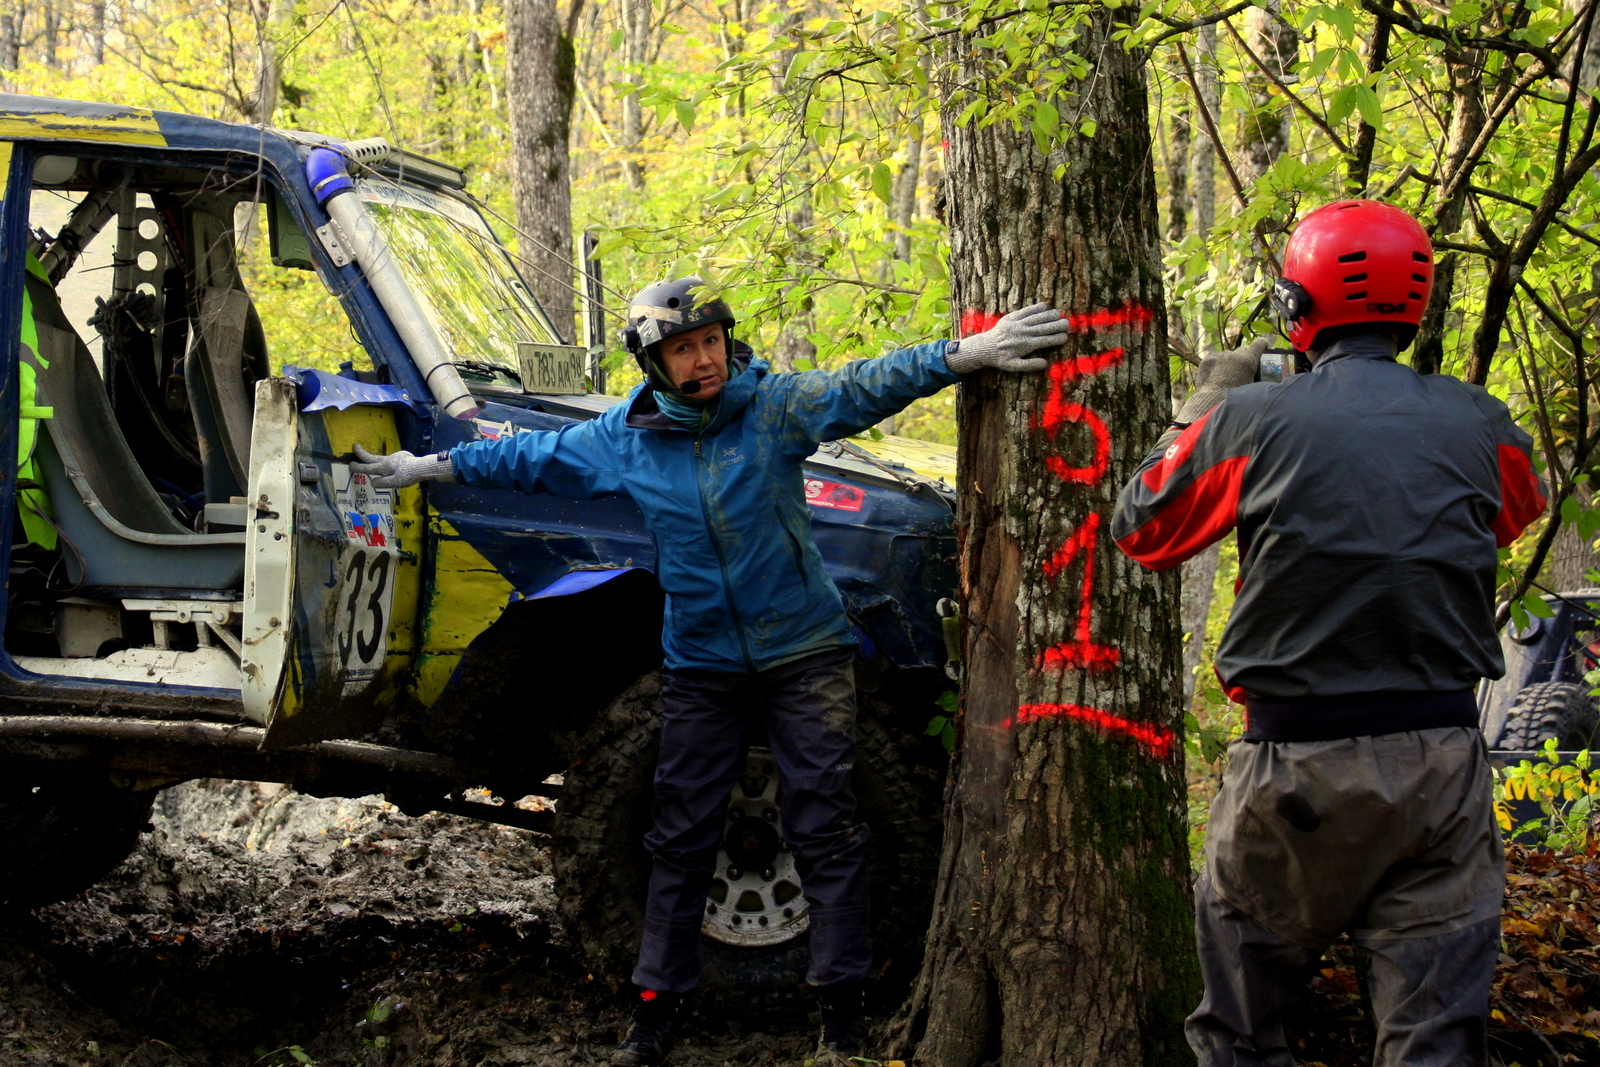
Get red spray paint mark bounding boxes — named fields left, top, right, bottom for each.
left=1039, top=512, right=1120, bottom=671
left=1038, top=348, right=1123, bottom=485
left=1063, top=302, right=1154, bottom=334
left=959, top=310, right=1004, bottom=337
left=1012, top=703, right=1175, bottom=759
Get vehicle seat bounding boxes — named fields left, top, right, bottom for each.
left=187, top=285, right=267, bottom=505
left=27, top=273, right=245, bottom=593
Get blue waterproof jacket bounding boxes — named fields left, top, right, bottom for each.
left=449, top=342, right=961, bottom=673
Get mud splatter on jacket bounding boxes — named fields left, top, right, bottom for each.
left=449, top=344, right=961, bottom=673
left=1111, top=335, right=1547, bottom=704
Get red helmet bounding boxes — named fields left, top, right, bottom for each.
left=1273, top=200, right=1434, bottom=352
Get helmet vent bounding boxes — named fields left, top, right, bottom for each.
left=1410, top=292, right=1423, bottom=299
left=1343, top=273, right=1368, bottom=283
left=1412, top=272, right=1428, bottom=282
left=1338, top=251, right=1367, bottom=262
left=1346, top=291, right=1368, bottom=300
left=1413, top=251, right=1428, bottom=262
left=666, top=297, right=681, bottom=308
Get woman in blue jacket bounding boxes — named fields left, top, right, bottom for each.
left=354, top=278, right=1071, bottom=1065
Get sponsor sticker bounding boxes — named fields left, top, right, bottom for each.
left=804, top=478, right=865, bottom=512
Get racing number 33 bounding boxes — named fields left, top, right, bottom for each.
left=337, top=551, right=392, bottom=668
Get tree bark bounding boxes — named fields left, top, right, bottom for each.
left=1411, top=51, right=1484, bottom=376
left=1189, top=24, right=1218, bottom=243
left=253, top=0, right=295, bottom=124
left=506, top=0, right=577, bottom=344
left=1163, top=65, right=1191, bottom=243
left=1238, top=2, right=1297, bottom=181
left=619, top=0, right=650, bottom=190
left=1346, top=1, right=1393, bottom=192
left=890, top=13, right=1196, bottom=1066
left=0, top=8, right=20, bottom=73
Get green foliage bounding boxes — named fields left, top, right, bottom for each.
left=926, top=689, right=957, bottom=753
left=1495, top=741, right=1598, bottom=853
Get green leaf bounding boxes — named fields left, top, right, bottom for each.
left=940, top=720, right=956, bottom=753
left=674, top=100, right=697, bottom=132
left=1523, top=593, right=1556, bottom=618
left=785, top=50, right=815, bottom=86
left=935, top=690, right=958, bottom=713
left=925, top=714, right=948, bottom=736
left=871, top=162, right=892, bottom=205
left=1562, top=495, right=1581, bottom=523
left=1078, top=117, right=1097, bottom=138
left=1328, top=84, right=1360, bottom=126
left=1353, top=85, right=1382, bottom=129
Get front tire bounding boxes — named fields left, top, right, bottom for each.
left=549, top=671, right=945, bottom=1000
left=0, top=770, right=156, bottom=911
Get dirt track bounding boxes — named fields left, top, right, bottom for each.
left=0, top=781, right=818, bottom=1067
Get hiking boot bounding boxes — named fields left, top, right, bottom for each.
left=610, top=988, right=681, bottom=1066
left=813, top=979, right=867, bottom=1062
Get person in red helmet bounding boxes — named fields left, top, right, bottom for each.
left=1111, top=200, right=1547, bottom=1066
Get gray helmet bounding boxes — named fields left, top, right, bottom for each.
left=619, top=276, right=736, bottom=393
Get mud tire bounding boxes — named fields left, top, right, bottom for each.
left=550, top=671, right=944, bottom=1004
left=1495, top=681, right=1600, bottom=751
left=0, top=771, right=156, bottom=911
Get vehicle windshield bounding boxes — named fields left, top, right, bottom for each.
left=356, top=179, right=555, bottom=383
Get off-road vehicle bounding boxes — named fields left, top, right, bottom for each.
left=0, top=93, right=956, bottom=996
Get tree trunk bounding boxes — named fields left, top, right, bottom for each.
left=890, top=13, right=1196, bottom=1066
left=0, top=9, right=20, bottom=73
left=1162, top=66, right=1190, bottom=244
left=253, top=0, right=295, bottom=124
left=506, top=0, right=577, bottom=344
left=1238, top=2, right=1297, bottom=181
left=619, top=0, right=649, bottom=190
left=90, top=1, right=107, bottom=66
left=1189, top=24, right=1217, bottom=244
left=1346, top=2, right=1392, bottom=192
left=1412, top=51, right=1484, bottom=376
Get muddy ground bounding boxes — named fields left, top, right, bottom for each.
left=0, top=780, right=819, bottom=1067
left=2, top=781, right=1566, bottom=1067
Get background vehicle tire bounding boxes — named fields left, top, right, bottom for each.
left=1493, top=681, right=1600, bottom=750
left=549, top=671, right=946, bottom=1002
left=0, top=771, right=156, bottom=911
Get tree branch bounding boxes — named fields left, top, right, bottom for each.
left=1144, top=1, right=1256, bottom=49
left=1359, top=0, right=1560, bottom=67
left=1222, top=17, right=1350, bottom=155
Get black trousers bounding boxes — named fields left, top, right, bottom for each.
left=631, top=646, right=872, bottom=994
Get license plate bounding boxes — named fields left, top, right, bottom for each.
left=518, top=342, right=589, bottom=395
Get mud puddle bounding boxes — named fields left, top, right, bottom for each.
left=1, top=781, right=818, bottom=1066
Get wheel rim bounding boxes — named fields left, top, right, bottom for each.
left=701, top=746, right=809, bottom=946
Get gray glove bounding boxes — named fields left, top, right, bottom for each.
left=1173, top=337, right=1271, bottom=425
left=351, top=444, right=455, bottom=489
left=945, top=302, right=1074, bottom=374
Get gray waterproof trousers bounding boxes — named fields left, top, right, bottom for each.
left=631, top=646, right=871, bottom=994
left=1187, top=727, right=1504, bottom=1067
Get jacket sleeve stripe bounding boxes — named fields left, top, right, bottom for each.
left=1142, top=409, right=1214, bottom=492
left=1490, top=442, right=1547, bottom=547
left=1116, top=455, right=1248, bottom=571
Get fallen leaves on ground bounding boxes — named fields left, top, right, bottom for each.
left=1488, top=843, right=1600, bottom=1063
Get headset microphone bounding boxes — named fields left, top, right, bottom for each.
left=680, top=379, right=702, bottom=395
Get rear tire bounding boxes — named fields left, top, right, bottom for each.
left=0, top=771, right=156, bottom=911
left=1494, top=681, right=1599, bottom=750
left=549, top=671, right=945, bottom=1002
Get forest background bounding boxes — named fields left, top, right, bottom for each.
left=4, top=0, right=1600, bottom=853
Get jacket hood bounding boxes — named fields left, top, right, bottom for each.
left=626, top=352, right=766, bottom=431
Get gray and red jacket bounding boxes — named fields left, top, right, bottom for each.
left=1111, top=335, right=1547, bottom=741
